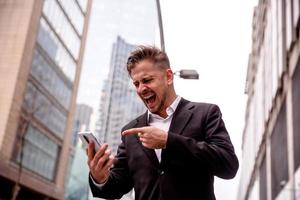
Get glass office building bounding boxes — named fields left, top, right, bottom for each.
left=0, top=0, right=91, bottom=199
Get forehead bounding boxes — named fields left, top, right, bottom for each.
left=130, top=60, right=163, bottom=80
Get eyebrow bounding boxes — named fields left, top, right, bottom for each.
left=133, top=75, right=154, bottom=82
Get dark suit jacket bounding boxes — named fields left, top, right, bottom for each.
left=90, top=98, right=239, bottom=200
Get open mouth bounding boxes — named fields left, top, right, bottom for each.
left=144, top=94, right=156, bottom=108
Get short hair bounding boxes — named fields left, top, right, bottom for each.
left=126, top=46, right=170, bottom=75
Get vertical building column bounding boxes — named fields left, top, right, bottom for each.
left=0, top=0, right=42, bottom=160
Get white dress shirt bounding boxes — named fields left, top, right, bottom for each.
left=147, top=96, right=181, bottom=162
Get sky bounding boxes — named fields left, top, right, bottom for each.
left=77, top=0, right=258, bottom=199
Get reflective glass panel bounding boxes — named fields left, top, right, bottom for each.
left=18, top=125, right=59, bottom=181
left=31, top=49, right=72, bottom=109
left=43, top=0, right=80, bottom=58
left=57, top=0, right=85, bottom=34
left=23, top=82, right=67, bottom=139
left=77, top=0, right=88, bottom=13
left=37, top=17, right=76, bottom=82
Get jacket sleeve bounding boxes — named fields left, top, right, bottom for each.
left=165, top=104, right=239, bottom=179
left=89, top=138, right=133, bottom=199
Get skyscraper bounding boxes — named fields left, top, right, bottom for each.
left=0, top=0, right=92, bottom=199
left=96, top=36, right=144, bottom=155
left=238, top=1, right=300, bottom=200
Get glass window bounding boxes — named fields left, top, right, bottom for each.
left=23, top=82, right=67, bottom=139
left=293, top=62, right=300, bottom=170
left=77, top=0, right=88, bottom=13
left=31, top=49, right=72, bottom=109
left=271, top=99, right=288, bottom=199
left=17, top=125, right=59, bottom=181
left=57, top=0, right=85, bottom=34
left=37, top=17, right=76, bottom=82
left=43, top=0, right=81, bottom=58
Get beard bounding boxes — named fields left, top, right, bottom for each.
left=143, top=90, right=168, bottom=117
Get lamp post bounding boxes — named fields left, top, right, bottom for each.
left=155, top=1, right=199, bottom=80
left=155, top=0, right=165, bottom=52
left=174, top=69, right=199, bottom=80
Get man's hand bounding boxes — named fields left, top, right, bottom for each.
left=87, top=142, right=115, bottom=184
left=122, top=126, right=168, bottom=149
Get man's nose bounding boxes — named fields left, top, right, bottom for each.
left=137, top=83, right=146, bottom=94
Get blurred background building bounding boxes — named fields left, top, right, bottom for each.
left=72, top=104, right=93, bottom=144
left=0, top=0, right=91, bottom=199
left=238, top=0, right=300, bottom=199
left=95, top=36, right=144, bottom=155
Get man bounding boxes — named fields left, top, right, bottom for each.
left=88, top=46, right=239, bottom=200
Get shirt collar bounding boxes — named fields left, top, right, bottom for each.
left=147, top=96, right=181, bottom=121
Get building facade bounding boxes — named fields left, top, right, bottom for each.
left=95, top=36, right=145, bottom=156
left=238, top=0, right=300, bottom=200
left=0, top=0, right=91, bottom=199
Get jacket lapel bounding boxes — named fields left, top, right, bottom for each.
left=135, top=112, right=159, bottom=167
left=134, top=98, right=193, bottom=166
left=169, top=98, right=193, bottom=135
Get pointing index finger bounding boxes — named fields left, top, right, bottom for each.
left=122, top=127, right=146, bottom=136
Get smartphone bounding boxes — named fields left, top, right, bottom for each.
left=78, top=131, right=102, bottom=152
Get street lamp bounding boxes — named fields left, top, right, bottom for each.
left=174, top=69, right=199, bottom=80
left=155, top=0, right=165, bottom=52
left=155, top=1, right=199, bottom=80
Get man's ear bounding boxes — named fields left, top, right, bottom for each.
left=166, top=69, right=174, bottom=85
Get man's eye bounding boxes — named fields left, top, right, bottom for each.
left=144, top=79, right=152, bottom=83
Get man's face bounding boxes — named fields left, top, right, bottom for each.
left=130, top=60, right=173, bottom=117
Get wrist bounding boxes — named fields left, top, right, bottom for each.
left=91, top=173, right=108, bottom=184
left=99, top=174, right=109, bottom=184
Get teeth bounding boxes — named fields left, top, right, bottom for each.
left=144, top=94, right=154, bottom=100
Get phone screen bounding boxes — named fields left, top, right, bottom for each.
left=78, top=132, right=101, bottom=151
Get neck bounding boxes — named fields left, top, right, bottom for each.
left=166, top=93, right=177, bottom=107
left=158, top=91, right=177, bottom=118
